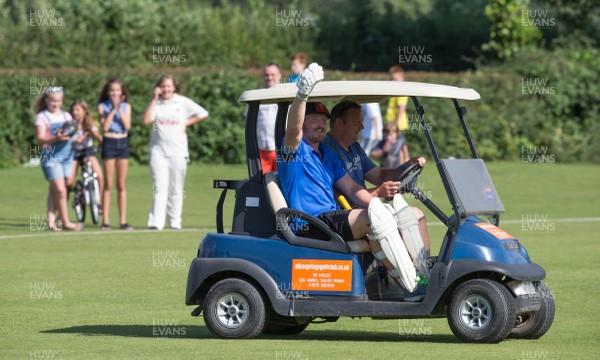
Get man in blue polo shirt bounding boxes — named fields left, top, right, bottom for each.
left=277, top=97, right=373, bottom=241
left=277, top=63, right=425, bottom=296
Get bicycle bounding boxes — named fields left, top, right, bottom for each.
left=71, top=150, right=101, bottom=224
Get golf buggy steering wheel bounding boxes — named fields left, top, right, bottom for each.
left=396, top=162, right=423, bottom=194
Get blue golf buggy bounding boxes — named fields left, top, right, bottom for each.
left=185, top=81, right=554, bottom=343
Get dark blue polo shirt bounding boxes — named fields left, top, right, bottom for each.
left=322, top=134, right=377, bottom=188
left=277, top=138, right=347, bottom=217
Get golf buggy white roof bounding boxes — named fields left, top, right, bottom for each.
left=239, top=81, right=480, bottom=104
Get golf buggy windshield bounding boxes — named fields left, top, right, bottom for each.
left=441, top=159, right=505, bottom=217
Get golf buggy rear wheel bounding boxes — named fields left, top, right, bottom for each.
left=448, top=279, right=516, bottom=343
left=509, top=283, right=555, bottom=339
left=203, top=278, right=267, bottom=339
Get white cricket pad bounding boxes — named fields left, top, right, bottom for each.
left=368, top=198, right=417, bottom=292
left=393, top=194, right=430, bottom=277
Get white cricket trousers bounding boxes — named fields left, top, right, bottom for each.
left=148, top=152, right=187, bottom=230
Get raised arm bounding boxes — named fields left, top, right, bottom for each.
left=283, top=63, right=324, bottom=151
left=98, top=103, right=113, bottom=132
left=142, top=87, right=161, bottom=125
left=119, top=102, right=132, bottom=131
left=284, top=98, right=306, bottom=151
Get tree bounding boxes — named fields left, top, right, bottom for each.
left=482, top=0, right=542, bottom=59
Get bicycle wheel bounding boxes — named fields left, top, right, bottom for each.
left=87, top=179, right=100, bottom=224
left=72, top=180, right=86, bottom=223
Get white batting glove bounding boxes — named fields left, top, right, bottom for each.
left=296, top=63, right=324, bottom=101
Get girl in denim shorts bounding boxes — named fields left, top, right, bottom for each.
left=97, top=79, right=133, bottom=230
left=33, top=87, right=83, bottom=231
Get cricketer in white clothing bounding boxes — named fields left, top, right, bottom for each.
left=143, top=80, right=209, bottom=230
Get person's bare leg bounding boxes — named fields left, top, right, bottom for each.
left=52, top=177, right=77, bottom=228
left=103, top=159, right=115, bottom=225
left=116, top=158, right=129, bottom=226
left=66, top=160, right=78, bottom=188
left=47, top=183, right=58, bottom=229
left=347, top=209, right=371, bottom=239
left=368, top=240, right=395, bottom=271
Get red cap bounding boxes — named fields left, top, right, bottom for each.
left=305, top=102, right=330, bottom=119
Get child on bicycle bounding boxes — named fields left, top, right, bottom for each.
left=67, top=99, right=104, bottom=214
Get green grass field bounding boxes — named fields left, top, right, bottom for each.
left=1, top=162, right=599, bottom=359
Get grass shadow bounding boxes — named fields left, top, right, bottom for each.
left=0, top=216, right=31, bottom=230
left=42, top=325, right=210, bottom=339
left=43, top=325, right=459, bottom=343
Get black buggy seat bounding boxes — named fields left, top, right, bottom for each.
left=263, top=171, right=371, bottom=253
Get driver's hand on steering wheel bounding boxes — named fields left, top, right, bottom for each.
left=406, top=156, right=426, bottom=168
left=377, top=181, right=400, bottom=201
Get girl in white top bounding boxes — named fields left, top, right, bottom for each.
left=33, top=87, right=83, bottom=231
left=142, top=75, right=209, bottom=230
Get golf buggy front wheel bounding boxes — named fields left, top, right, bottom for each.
left=509, top=283, right=555, bottom=339
left=203, top=278, right=267, bottom=339
left=448, top=279, right=516, bottom=343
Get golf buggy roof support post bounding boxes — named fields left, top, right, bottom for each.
left=245, top=102, right=262, bottom=182
left=275, top=102, right=290, bottom=152
left=452, top=99, right=478, bottom=159
left=411, top=96, right=461, bottom=264
left=451, top=99, right=501, bottom=227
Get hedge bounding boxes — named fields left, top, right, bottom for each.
left=1, top=47, right=598, bottom=168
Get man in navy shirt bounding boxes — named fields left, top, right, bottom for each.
left=323, top=100, right=430, bottom=258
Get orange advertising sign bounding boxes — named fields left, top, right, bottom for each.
left=475, top=222, right=515, bottom=240
left=291, top=259, right=353, bottom=292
